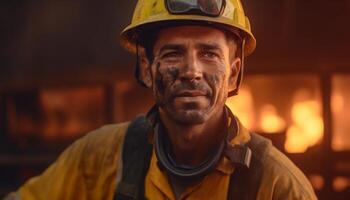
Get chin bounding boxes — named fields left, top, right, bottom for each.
left=170, top=110, right=209, bottom=125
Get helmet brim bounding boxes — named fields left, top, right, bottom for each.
left=120, top=15, right=256, bottom=57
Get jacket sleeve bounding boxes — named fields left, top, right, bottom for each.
left=17, top=137, right=89, bottom=200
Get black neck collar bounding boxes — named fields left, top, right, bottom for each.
left=150, top=106, right=238, bottom=180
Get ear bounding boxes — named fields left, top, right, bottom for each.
left=138, top=46, right=152, bottom=88
left=228, top=57, right=241, bottom=92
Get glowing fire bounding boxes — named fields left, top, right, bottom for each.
left=227, top=86, right=323, bottom=153
left=331, top=92, right=347, bottom=151
left=260, top=104, right=286, bottom=133
left=285, top=100, right=323, bottom=153
left=226, top=86, right=255, bottom=130
left=332, top=92, right=344, bottom=114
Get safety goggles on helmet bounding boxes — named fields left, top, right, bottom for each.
left=166, top=0, right=226, bottom=17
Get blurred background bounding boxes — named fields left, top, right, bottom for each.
left=0, top=0, right=349, bottom=199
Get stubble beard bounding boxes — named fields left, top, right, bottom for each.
left=156, top=88, right=215, bottom=125
left=162, top=103, right=210, bottom=124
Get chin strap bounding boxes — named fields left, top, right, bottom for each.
left=134, top=42, right=148, bottom=88
left=224, top=108, right=252, bottom=168
left=228, top=38, right=245, bottom=97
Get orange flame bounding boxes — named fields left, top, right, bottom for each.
left=331, top=92, right=347, bottom=151
left=226, top=86, right=255, bottom=130
left=285, top=100, right=323, bottom=153
left=227, top=86, right=323, bottom=153
left=260, top=104, right=286, bottom=133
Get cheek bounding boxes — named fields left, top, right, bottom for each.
left=205, top=73, right=221, bottom=88
left=162, top=66, right=180, bottom=84
left=153, top=61, right=180, bottom=96
left=204, top=64, right=228, bottom=92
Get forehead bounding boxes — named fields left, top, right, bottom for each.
left=153, top=25, right=230, bottom=51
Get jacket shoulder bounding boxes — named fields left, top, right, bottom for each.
left=256, top=136, right=317, bottom=200
left=81, top=122, right=131, bottom=150
left=78, top=122, right=131, bottom=180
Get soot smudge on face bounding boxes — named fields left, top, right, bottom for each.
left=206, top=73, right=220, bottom=86
left=155, top=64, right=180, bottom=95
left=203, top=68, right=227, bottom=103
left=154, top=61, right=181, bottom=107
left=204, top=72, right=223, bottom=92
left=167, top=66, right=180, bottom=80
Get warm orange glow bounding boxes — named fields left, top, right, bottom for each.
left=285, top=100, right=323, bottom=153
left=227, top=85, right=323, bottom=153
left=40, top=88, right=104, bottom=139
left=308, top=174, right=324, bottom=190
left=331, top=82, right=350, bottom=151
left=259, top=104, right=286, bottom=133
left=333, top=177, right=350, bottom=192
left=226, top=86, right=255, bottom=130
left=331, top=92, right=344, bottom=114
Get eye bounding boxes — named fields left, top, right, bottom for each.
left=200, top=51, right=220, bottom=60
left=161, top=51, right=183, bottom=61
left=164, top=52, right=180, bottom=57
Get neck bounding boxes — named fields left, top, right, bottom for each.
left=159, top=107, right=226, bottom=166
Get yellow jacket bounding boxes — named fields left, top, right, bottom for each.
left=9, top=120, right=317, bottom=200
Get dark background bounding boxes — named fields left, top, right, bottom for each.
left=1, top=0, right=350, bottom=199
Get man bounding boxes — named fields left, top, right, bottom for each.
left=5, top=0, right=317, bottom=199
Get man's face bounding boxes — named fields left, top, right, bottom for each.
left=143, top=26, right=240, bottom=124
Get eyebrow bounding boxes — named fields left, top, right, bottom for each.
left=159, top=44, right=186, bottom=53
left=158, top=42, right=224, bottom=54
left=195, top=43, right=223, bottom=53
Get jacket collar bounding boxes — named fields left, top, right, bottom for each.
left=146, top=106, right=251, bottom=176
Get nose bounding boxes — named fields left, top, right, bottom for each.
left=180, top=53, right=202, bottom=82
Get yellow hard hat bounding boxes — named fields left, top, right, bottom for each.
left=120, top=0, right=256, bottom=57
